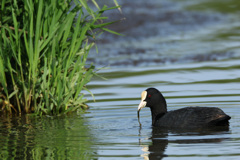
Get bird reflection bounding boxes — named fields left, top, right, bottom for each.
left=139, top=125, right=230, bottom=160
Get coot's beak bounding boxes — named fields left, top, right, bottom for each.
left=138, top=91, right=147, bottom=111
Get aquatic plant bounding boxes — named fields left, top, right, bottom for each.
left=0, top=0, right=120, bottom=115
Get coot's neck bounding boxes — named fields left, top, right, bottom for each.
left=150, top=100, right=167, bottom=126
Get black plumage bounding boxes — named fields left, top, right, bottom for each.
left=138, top=88, right=231, bottom=128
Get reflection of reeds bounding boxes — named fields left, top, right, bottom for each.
left=0, top=0, right=119, bottom=115
left=0, top=113, right=95, bottom=159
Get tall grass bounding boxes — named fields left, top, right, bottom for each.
left=0, top=0, right=120, bottom=115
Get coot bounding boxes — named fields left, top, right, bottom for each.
left=138, top=88, right=231, bottom=128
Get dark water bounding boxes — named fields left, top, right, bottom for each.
left=1, top=0, right=240, bottom=159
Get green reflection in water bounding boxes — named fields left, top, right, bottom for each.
left=0, top=113, right=95, bottom=160
left=185, top=0, right=240, bottom=13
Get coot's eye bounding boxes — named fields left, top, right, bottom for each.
left=148, top=94, right=152, bottom=98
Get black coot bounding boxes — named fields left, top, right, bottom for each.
left=138, top=88, right=231, bottom=128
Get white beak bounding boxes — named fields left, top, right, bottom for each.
left=138, top=100, right=147, bottom=111
left=138, top=91, right=147, bottom=111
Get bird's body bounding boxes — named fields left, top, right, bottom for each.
left=138, top=88, right=231, bottom=128
left=154, top=107, right=230, bottom=128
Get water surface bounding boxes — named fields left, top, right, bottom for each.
left=1, top=0, right=240, bottom=159
left=85, top=58, right=240, bottom=160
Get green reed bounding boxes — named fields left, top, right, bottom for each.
left=0, top=0, right=120, bottom=115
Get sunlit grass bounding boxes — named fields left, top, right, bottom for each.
left=0, top=0, right=120, bottom=115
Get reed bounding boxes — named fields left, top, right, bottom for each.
left=0, top=0, right=120, bottom=115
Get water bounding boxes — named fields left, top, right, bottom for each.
left=85, top=59, right=240, bottom=160
left=1, top=0, right=240, bottom=159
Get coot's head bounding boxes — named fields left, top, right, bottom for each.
left=138, top=88, right=167, bottom=112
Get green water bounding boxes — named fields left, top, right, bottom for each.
left=1, top=0, right=240, bottom=159
left=0, top=113, right=95, bottom=159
